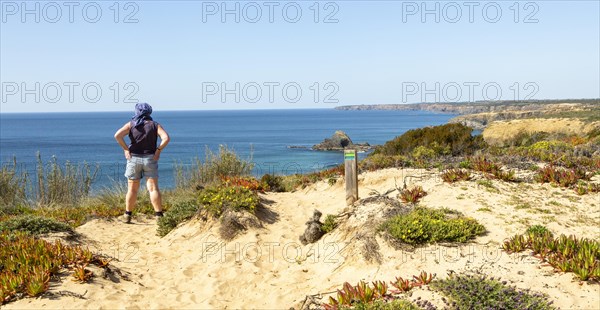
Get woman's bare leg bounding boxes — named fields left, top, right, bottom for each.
left=146, top=178, right=162, bottom=212
left=126, top=179, right=140, bottom=212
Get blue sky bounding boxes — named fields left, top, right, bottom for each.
left=1, top=0, right=599, bottom=112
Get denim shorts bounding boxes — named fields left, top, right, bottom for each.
left=124, top=155, right=158, bottom=180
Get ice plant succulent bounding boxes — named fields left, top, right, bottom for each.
left=412, top=271, right=435, bottom=286
left=0, top=231, right=109, bottom=304
left=325, top=272, right=436, bottom=309
left=72, top=264, right=94, bottom=283
left=441, top=168, right=471, bottom=183
left=399, top=185, right=427, bottom=204
left=390, top=276, right=413, bottom=292
left=502, top=227, right=600, bottom=282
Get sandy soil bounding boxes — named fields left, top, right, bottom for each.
left=5, top=168, right=600, bottom=309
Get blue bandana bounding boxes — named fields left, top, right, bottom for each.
left=131, top=103, right=153, bottom=128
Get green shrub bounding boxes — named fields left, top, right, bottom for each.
left=0, top=159, right=28, bottom=208
left=529, top=164, right=540, bottom=171
left=260, top=174, right=286, bottom=192
left=373, top=123, right=485, bottom=157
left=0, top=204, right=34, bottom=222
left=458, top=160, right=472, bottom=169
left=2, top=155, right=99, bottom=208
left=321, top=214, right=338, bottom=233
left=93, top=182, right=156, bottom=216
left=96, top=181, right=127, bottom=209
left=34, top=154, right=98, bottom=207
left=27, top=203, right=123, bottom=228
left=32, top=206, right=88, bottom=227
left=199, top=185, right=259, bottom=216
left=381, top=207, right=485, bottom=245
left=521, top=140, right=574, bottom=161
left=530, top=141, right=573, bottom=153
left=310, top=165, right=345, bottom=180
left=431, top=274, right=555, bottom=309
left=156, top=200, right=199, bottom=237
left=525, top=225, right=552, bottom=238
left=0, top=215, right=72, bottom=235
left=411, top=146, right=437, bottom=160
left=277, top=174, right=314, bottom=191
left=359, top=154, right=408, bottom=171
left=274, top=165, right=345, bottom=189
left=175, top=145, right=253, bottom=188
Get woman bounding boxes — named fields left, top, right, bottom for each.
left=114, top=103, right=170, bottom=223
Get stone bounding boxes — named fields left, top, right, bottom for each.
left=299, top=210, right=324, bottom=245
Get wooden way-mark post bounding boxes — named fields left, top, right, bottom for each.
left=344, top=149, right=358, bottom=205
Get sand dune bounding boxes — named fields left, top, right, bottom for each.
left=483, top=118, right=600, bottom=146
left=5, top=168, right=600, bottom=309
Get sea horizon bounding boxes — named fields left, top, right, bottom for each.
left=0, top=109, right=456, bottom=191
left=0, top=107, right=336, bottom=115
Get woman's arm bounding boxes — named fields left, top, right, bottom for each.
left=114, top=122, right=131, bottom=159
left=154, top=124, right=170, bottom=160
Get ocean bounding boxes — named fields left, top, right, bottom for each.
left=0, top=109, right=454, bottom=191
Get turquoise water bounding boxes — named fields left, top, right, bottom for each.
left=0, top=109, right=454, bottom=190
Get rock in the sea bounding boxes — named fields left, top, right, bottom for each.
left=312, top=130, right=371, bottom=151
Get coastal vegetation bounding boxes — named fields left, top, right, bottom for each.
left=398, top=185, right=427, bottom=204
left=503, top=227, right=600, bottom=282
left=0, top=215, right=72, bottom=236
left=441, top=168, right=471, bottom=183
left=323, top=271, right=555, bottom=310
left=372, top=123, right=485, bottom=157
left=324, top=272, right=436, bottom=310
left=430, top=274, right=555, bottom=309
left=0, top=146, right=264, bottom=303
left=381, top=207, right=486, bottom=245
left=174, top=145, right=254, bottom=189
left=320, top=214, right=338, bottom=233
left=0, top=231, right=111, bottom=303
left=310, top=107, right=599, bottom=308
left=155, top=200, right=198, bottom=237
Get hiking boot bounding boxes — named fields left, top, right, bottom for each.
left=123, top=213, right=132, bottom=224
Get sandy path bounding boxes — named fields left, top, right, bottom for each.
left=4, top=168, right=600, bottom=309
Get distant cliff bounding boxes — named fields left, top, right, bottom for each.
left=335, top=99, right=598, bottom=114
left=336, top=99, right=599, bottom=130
